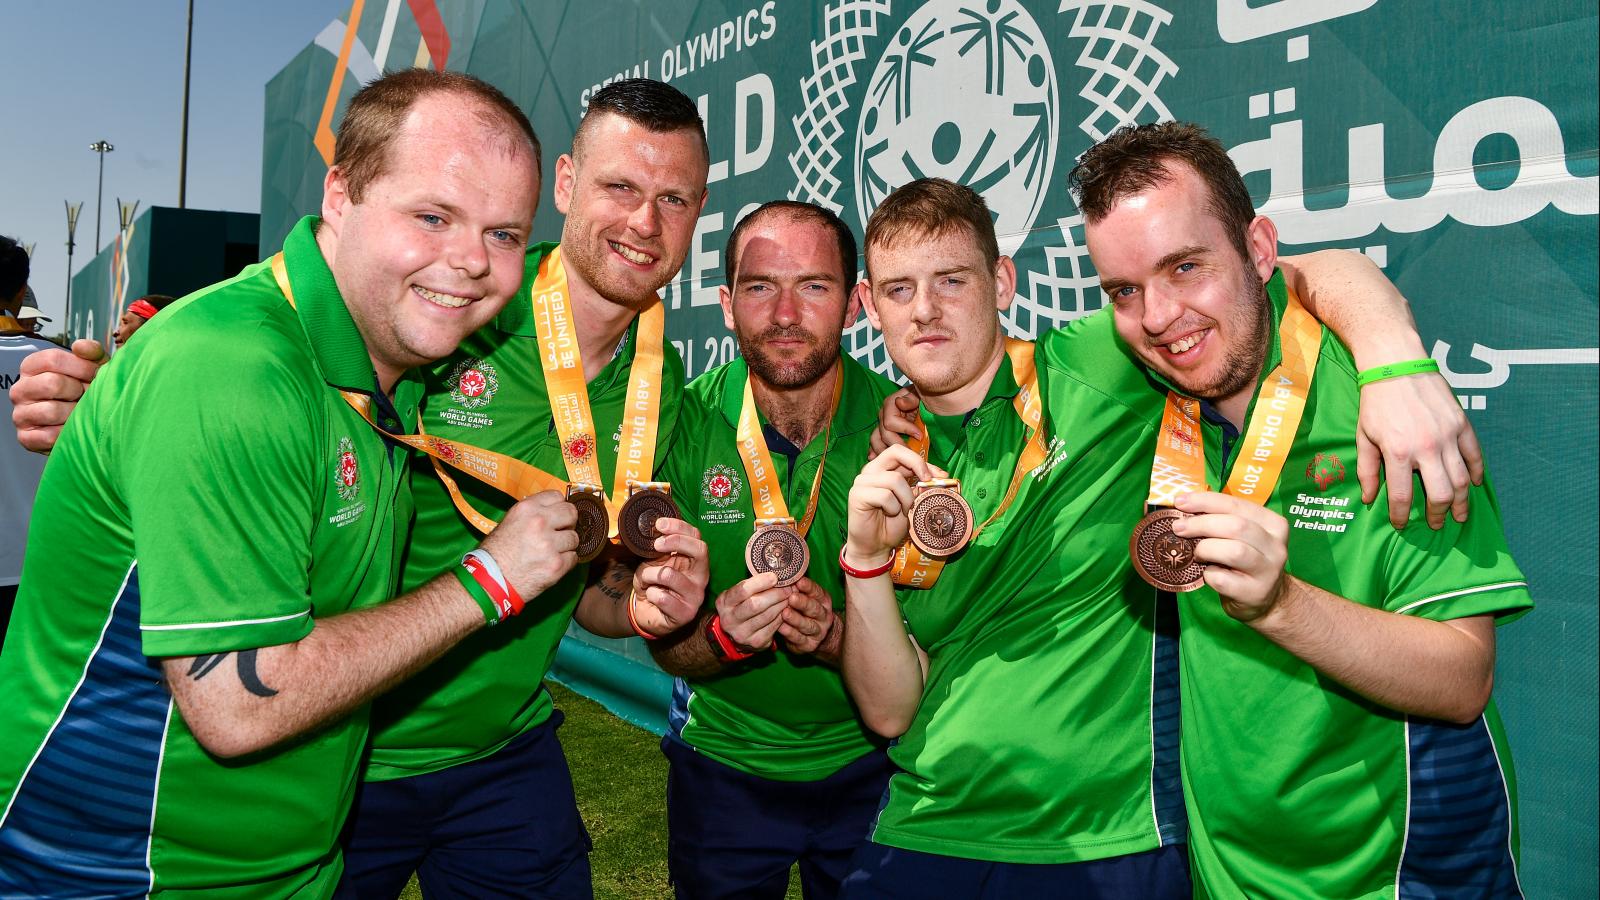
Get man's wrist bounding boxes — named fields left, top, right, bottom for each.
left=840, top=543, right=895, bottom=578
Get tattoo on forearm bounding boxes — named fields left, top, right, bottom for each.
left=187, top=650, right=279, bottom=698
left=597, top=561, right=631, bottom=603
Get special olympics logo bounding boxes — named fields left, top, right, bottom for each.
left=448, top=358, right=499, bottom=409
left=702, top=464, right=744, bottom=509
left=853, top=0, right=1057, bottom=259
left=334, top=437, right=361, bottom=502
left=790, top=0, right=1178, bottom=376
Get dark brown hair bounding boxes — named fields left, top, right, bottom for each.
left=333, top=68, right=540, bottom=203
left=1070, top=121, right=1256, bottom=259
left=863, top=178, right=999, bottom=273
left=725, top=201, right=857, bottom=286
left=573, top=78, right=707, bottom=163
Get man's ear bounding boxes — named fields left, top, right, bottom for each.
left=1245, top=216, right=1279, bottom=283
left=553, top=154, right=576, bottom=216
left=993, top=256, right=1017, bottom=313
left=718, top=283, right=736, bottom=332
left=855, top=280, right=881, bottom=330
left=322, top=166, right=352, bottom=231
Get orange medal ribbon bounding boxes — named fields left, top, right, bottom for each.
left=734, top=364, right=843, bottom=537
left=271, top=254, right=567, bottom=535
left=1145, top=289, right=1322, bottom=508
left=531, top=247, right=668, bottom=541
left=891, top=338, right=1051, bottom=589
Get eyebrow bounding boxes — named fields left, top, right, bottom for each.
left=1099, top=245, right=1211, bottom=295
left=737, top=271, right=839, bottom=284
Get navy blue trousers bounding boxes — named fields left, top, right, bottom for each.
left=838, top=842, right=1191, bottom=899
left=340, top=710, right=592, bottom=899
left=665, top=737, right=894, bottom=900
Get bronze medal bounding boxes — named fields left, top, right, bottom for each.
left=619, top=485, right=679, bottom=559
left=1129, top=507, right=1206, bottom=592
left=745, top=522, right=809, bottom=588
left=909, top=481, right=974, bottom=558
left=566, top=484, right=609, bottom=564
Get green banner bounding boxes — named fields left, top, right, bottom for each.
left=262, top=3, right=1598, bottom=894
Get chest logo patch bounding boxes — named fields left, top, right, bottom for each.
left=702, top=464, right=744, bottom=509
left=448, top=358, right=499, bottom=409
left=334, top=437, right=361, bottom=502
left=1306, top=452, right=1346, bottom=492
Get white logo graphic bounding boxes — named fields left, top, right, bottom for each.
left=852, top=0, right=1058, bottom=259
left=790, top=0, right=1178, bottom=377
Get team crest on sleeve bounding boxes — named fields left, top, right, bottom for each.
left=448, top=358, right=499, bottom=409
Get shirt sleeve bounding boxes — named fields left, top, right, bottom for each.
left=1380, top=472, right=1533, bottom=625
left=122, top=324, right=323, bottom=657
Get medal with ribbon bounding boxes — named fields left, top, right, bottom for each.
left=891, top=337, right=1051, bottom=589
left=1130, top=288, right=1323, bottom=591
left=529, top=247, right=675, bottom=559
left=733, top=365, right=843, bottom=587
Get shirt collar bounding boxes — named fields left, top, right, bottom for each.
left=716, top=353, right=883, bottom=450
left=281, top=215, right=381, bottom=394
left=918, top=348, right=1022, bottom=455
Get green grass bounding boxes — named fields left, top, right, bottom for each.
left=398, top=683, right=801, bottom=899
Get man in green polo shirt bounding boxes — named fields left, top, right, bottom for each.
left=649, top=201, right=900, bottom=899
left=339, top=78, right=715, bottom=898
left=1072, top=121, right=1529, bottom=898
left=0, top=70, right=575, bottom=899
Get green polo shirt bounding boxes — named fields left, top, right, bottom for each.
left=871, top=321, right=1187, bottom=864
left=0, top=215, right=419, bottom=898
left=1158, top=274, right=1532, bottom=899
left=365, top=241, right=687, bottom=781
left=658, top=354, right=898, bottom=781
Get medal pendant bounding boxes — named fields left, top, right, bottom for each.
left=1129, top=507, right=1206, bottom=592
left=745, top=519, right=809, bottom=587
left=619, top=482, right=679, bottom=559
left=909, top=480, right=974, bottom=558
left=566, top=484, right=609, bottom=564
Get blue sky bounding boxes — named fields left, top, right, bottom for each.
left=1, top=1, right=348, bottom=327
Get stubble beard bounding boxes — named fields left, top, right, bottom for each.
left=741, top=326, right=839, bottom=389
left=1188, top=271, right=1272, bottom=403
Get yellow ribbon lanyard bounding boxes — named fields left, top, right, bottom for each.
left=1146, top=289, right=1323, bottom=508
left=531, top=247, right=667, bottom=540
left=891, top=338, right=1050, bottom=589
left=271, top=253, right=567, bottom=535
left=734, top=364, right=844, bottom=536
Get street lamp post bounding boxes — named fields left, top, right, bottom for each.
left=89, top=140, right=114, bottom=252
left=65, top=201, right=83, bottom=337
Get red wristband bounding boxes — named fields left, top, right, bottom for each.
left=705, top=614, right=756, bottom=662
left=462, top=549, right=525, bottom=620
left=838, top=546, right=895, bottom=579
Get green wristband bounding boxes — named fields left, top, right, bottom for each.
left=1357, top=358, right=1439, bottom=387
left=452, top=564, right=502, bottom=626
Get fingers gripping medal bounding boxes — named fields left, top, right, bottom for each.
left=566, top=483, right=609, bottom=564
left=908, top=479, right=974, bottom=557
left=732, top=373, right=840, bottom=589
left=619, top=482, right=679, bottom=559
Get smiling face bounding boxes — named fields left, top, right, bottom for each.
left=1086, top=161, right=1277, bottom=411
left=319, top=91, right=538, bottom=388
left=861, top=225, right=1014, bottom=411
left=113, top=309, right=148, bottom=346
left=554, top=113, right=708, bottom=311
left=721, top=211, right=858, bottom=389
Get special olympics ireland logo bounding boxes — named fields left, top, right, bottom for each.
left=853, top=0, right=1057, bottom=259
left=334, top=437, right=360, bottom=502
left=790, top=0, right=1178, bottom=376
